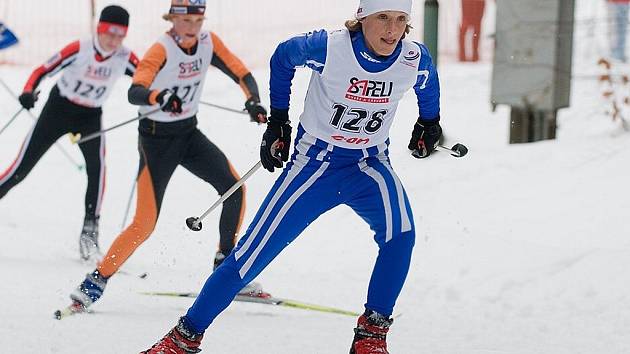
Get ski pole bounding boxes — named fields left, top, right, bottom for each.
left=71, top=107, right=162, bottom=145
left=0, top=87, right=41, bottom=137
left=0, top=107, right=24, bottom=136
left=186, top=160, right=262, bottom=231
left=0, top=78, right=84, bottom=170
left=199, top=100, right=248, bottom=115
left=436, top=143, right=468, bottom=158
left=120, top=177, right=137, bottom=231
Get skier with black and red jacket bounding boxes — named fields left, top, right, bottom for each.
left=0, top=5, right=139, bottom=261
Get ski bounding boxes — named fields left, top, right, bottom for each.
left=139, top=291, right=361, bottom=317
left=53, top=301, right=90, bottom=320
left=119, top=270, right=149, bottom=279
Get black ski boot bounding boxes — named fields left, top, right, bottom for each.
left=79, top=215, right=100, bottom=261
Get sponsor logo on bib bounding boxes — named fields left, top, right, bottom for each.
left=85, top=65, right=112, bottom=80
left=345, top=77, right=393, bottom=104
left=400, top=49, right=419, bottom=68
left=331, top=135, right=370, bottom=145
left=179, top=58, right=203, bottom=79
left=404, top=50, right=419, bottom=61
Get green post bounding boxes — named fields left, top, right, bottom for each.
left=423, top=0, right=439, bottom=65
left=90, top=0, right=96, bottom=31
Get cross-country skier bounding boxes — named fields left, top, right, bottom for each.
left=0, top=21, right=19, bottom=50
left=0, top=5, right=138, bottom=261
left=67, top=0, right=268, bottom=312
left=142, top=0, right=442, bottom=352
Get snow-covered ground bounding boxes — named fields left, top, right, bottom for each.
left=1, top=7, right=630, bottom=354
left=1, top=60, right=628, bottom=353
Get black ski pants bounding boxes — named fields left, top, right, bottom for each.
left=0, top=85, right=105, bottom=219
left=97, top=116, right=245, bottom=277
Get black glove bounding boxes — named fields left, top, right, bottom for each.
left=244, top=97, right=268, bottom=124
left=260, top=109, right=292, bottom=172
left=408, top=117, right=442, bottom=158
left=156, top=89, right=183, bottom=114
left=18, top=91, right=38, bottom=110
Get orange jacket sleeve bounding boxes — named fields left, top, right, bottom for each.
left=131, top=42, right=167, bottom=105
left=210, top=32, right=259, bottom=100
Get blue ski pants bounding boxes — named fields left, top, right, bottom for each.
left=185, top=126, right=416, bottom=332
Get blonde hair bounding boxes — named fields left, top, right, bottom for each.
left=344, top=19, right=412, bottom=39
left=162, top=13, right=206, bottom=21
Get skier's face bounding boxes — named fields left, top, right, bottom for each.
left=97, top=32, right=125, bottom=53
left=171, top=14, right=205, bottom=47
left=361, top=11, right=409, bottom=56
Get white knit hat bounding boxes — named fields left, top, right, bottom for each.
left=356, top=0, right=413, bottom=19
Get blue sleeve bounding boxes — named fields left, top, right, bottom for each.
left=413, top=42, right=440, bottom=121
left=0, top=22, right=19, bottom=50
left=269, top=29, right=328, bottom=110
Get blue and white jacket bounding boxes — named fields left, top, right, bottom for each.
left=269, top=29, right=440, bottom=122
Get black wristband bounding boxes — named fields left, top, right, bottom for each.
left=245, top=95, right=260, bottom=105
left=417, top=115, right=440, bottom=126
left=269, top=107, right=289, bottom=124
left=128, top=84, right=154, bottom=106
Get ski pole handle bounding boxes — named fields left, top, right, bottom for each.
left=0, top=90, right=39, bottom=136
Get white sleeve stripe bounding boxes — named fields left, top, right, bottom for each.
left=305, top=59, right=324, bottom=68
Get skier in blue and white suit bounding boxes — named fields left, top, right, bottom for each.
left=143, top=0, right=442, bottom=352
